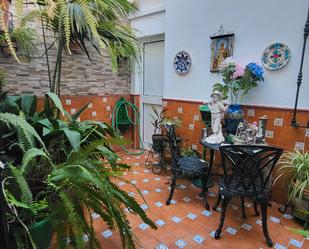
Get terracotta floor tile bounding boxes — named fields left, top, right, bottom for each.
left=93, top=151, right=309, bottom=249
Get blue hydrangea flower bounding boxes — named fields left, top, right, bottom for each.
left=246, top=63, right=264, bottom=78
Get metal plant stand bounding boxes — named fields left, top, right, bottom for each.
left=144, top=139, right=168, bottom=175
left=279, top=8, right=309, bottom=230
left=291, top=7, right=309, bottom=128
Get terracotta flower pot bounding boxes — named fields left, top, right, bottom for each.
left=0, top=41, right=17, bottom=57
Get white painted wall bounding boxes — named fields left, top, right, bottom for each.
left=130, top=0, right=166, bottom=94
left=134, top=0, right=165, bottom=13
left=164, top=0, right=309, bottom=109
left=130, top=0, right=165, bottom=38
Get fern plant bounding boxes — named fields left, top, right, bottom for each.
left=0, top=93, right=156, bottom=249
left=274, top=150, right=309, bottom=201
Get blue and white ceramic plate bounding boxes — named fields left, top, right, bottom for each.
left=174, top=51, right=192, bottom=75
left=261, top=43, right=291, bottom=70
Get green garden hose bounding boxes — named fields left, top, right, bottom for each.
left=111, top=97, right=144, bottom=155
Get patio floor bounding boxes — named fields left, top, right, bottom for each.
left=93, top=151, right=307, bottom=249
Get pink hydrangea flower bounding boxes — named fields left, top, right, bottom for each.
left=232, top=64, right=245, bottom=79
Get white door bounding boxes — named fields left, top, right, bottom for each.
left=141, top=40, right=164, bottom=147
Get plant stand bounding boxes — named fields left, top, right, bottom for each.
left=145, top=143, right=167, bottom=175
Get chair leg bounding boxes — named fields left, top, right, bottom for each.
left=213, top=194, right=222, bottom=211
left=166, top=176, right=176, bottom=205
left=241, top=197, right=247, bottom=219
left=254, top=201, right=260, bottom=216
left=200, top=174, right=210, bottom=210
left=215, top=196, right=230, bottom=240
left=260, top=202, right=273, bottom=247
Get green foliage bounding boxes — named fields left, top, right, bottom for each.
left=181, top=147, right=200, bottom=158
left=0, top=93, right=156, bottom=249
left=289, top=227, right=309, bottom=238
left=150, top=106, right=168, bottom=134
left=274, top=150, right=309, bottom=200
left=6, top=0, right=139, bottom=97
left=213, top=63, right=263, bottom=104
left=0, top=68, right=5, bottom=96
left=150, top=106, right=182, bottom=135
left=9, top=27, right=39, bottom=56
left=0, top=2, right=39, bottom=58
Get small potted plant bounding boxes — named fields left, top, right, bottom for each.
left=213, top=58, right=264, bottom=134
left=274, top=150, right=309, bottom=224
left=150, top=107, right=168, bottom=153
left=0, top=27, right=38, bottom=57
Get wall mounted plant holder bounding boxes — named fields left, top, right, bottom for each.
left=0, top=41, right=17, bottom=57
left=291, top=8, right=309, bottom=129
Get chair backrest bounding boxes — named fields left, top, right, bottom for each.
left=219, top=145, right=283, bottom=193
left=164, top=123, right=181, bottom=167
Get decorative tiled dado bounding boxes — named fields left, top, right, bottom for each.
left=70, top=108, right=76, bottom=114
left=247, top=108, right=255, bottom=117
left=265, top=130, right=274, bottom=138
left=65, top=99, right=71, bottom=105
left=162, top=98, right=309, bottom=152
left=274, top=118, right=284, bottom=126
left=295, top=142, right=305, bottom=151
left=162, top=98, right=309, bottom=205
left=37, top=94, right=137, bottom=147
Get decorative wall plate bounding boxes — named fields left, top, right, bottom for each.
left=261, top=43, right=291, bottom=70
left=174, top=51, right=192, bottom=75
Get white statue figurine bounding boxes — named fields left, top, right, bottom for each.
left=204, top=90, right=230, bottom=144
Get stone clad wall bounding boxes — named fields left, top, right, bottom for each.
left=0, top=2, right=131, bottom=97
left=0, top=47, right=131, bottom=96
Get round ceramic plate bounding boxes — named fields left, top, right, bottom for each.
left=174, top=51, right=192, bottom=75
left=261, top=43, right=291, bottom=70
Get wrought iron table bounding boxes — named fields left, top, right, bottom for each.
left=192, top=140, right=225, bottom=189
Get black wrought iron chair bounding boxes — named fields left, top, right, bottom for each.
left=164, top=123, right=210, bottom=209
left=214, top=145, right=282, bottom=247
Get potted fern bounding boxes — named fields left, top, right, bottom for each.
left=275, top=150, right=309, bottom=222
left=0, top=93, right=156, bottom=249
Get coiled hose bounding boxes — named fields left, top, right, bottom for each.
left=111, top=97, right=144, bottom=155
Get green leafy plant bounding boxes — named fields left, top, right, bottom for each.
left=0, top=5, right=39, bottom=58
left=274, top=150, right=309, bottom=200
left=2, top=0, right=140, bottom=97
left=181, top=147, right=200, bottom=158
left=150, top=106, right=168, bottom=135
left=213, top=60, right=264, bottom=104
left=9, top=27, right=39, bottom=56
left=0, top=93, right=156, bottom=249
left=150, top=107, right=182, bottom=135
